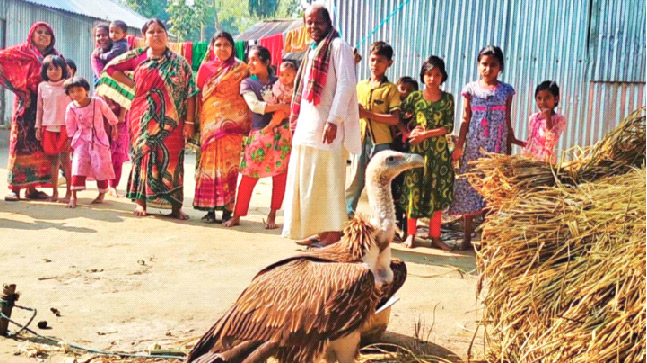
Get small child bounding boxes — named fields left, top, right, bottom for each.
left=93, top=20, right=128, bottom=66
left=391, top=76, right=419, bottom=238
left=345, top=41, right=401, bottom=218
left=269, top=60, right=296, bottom=129
left=35, top=55, right=72, bottom=202
left=448, top=45, right=522, bottom=250
left=64, top=77, right=118, bottom=208
left=520, top=81, right=566, bottom=163
left=65, top=59, right=77, bottom=78
left=399, top=56, right=454, bottom=250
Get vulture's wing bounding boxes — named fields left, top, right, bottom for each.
left=377, top=259, right=407, bottom=309
left=188, top=259, right=379, bottom=363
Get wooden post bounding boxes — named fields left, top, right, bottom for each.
left=0, top=284, right=16, bottom=336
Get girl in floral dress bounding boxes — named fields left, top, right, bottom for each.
left=449, top=45, right=524, bottom=250
left=399, top=56, right=454, bottom=250
left=224, top=46, right=292, bottom=229
left=521, top=80, right=566, bottom=163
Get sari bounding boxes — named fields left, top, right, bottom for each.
left=0, top=22, right=61, bottom=189
left=193, top=50, right=250, bottom=212
left=104, top=48, right=197, bottom=209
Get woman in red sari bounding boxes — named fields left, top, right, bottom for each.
left=0, top=22, right=62, bottom=201
left=193, top=32, right=251, bottom=224
left=105, top=19, right=197, bottom=219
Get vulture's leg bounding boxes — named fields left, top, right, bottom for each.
left=241, top=341, right=278, bottom=363
left=327, top=331, right=361, bottom=363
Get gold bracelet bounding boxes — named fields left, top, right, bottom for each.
left=185, top=122, right=195, bottom=125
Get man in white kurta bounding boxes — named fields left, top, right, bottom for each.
left=281, top=5, right=361, bottom=245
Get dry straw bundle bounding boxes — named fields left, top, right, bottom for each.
left=470, top=108, right=646, bottom=362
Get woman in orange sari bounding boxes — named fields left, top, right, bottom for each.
left=194, top=32, right=251, bottom=223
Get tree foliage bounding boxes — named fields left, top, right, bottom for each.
left=167, top=0, right=213, bottom=41
left=121, top=0, right=305, bottom=41
left=119, top=0, right=170, bottom=21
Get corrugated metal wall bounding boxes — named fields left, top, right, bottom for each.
left=0, top=0, right=141, bottom=125
left=327, top=0, right=646, bottom=152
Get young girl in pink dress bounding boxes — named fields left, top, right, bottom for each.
left=520, top=81, right=566, bottom=163
left=64, top=77, right=118, bottom=208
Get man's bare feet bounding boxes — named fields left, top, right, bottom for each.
left=91, top=193, right=106, bottom=204
left=134, top=200, right=147, bottom=216
left=319, top=231, right=342, bottom=246
left=58, top=192, right=71, bottom=204
left=223, top=215, right=240, bottom=227
left=46, top=192, right=58, bottom=202
left=66, top=197, right=77, bottom=208
left=296, top=234, right=320, bottom=246
left=107, top=187, right=121, bottom=197
left=169, top=207, right=189, bottom=220
left=431, top=236, right=453, bottom=251
left=404, top=234, right=416, bottom=249
left=265, top=210, right=277, bottom=229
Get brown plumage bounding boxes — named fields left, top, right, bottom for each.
left=187, top=151, right=422, bottom=363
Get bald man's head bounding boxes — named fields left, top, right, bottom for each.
left=305, top=5, right=332, bottom=43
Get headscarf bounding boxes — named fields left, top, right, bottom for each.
left=26, top=22, right=60, bottom=59
left=0, top=22, right=60, bottom=101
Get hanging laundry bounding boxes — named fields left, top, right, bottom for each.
left=258, top=34, right=284, bottom=74
left=235, top=41, right=247, bottom=62
left=182, top=41, right=193, bottom=66
left=126, top=35, right=146, bottom=50
left=283, top=25, right=310, bottom=53
left=192, top=42, right=209, bottom=71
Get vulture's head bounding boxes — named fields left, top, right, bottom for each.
left=366, top=151, right=425, bottom=183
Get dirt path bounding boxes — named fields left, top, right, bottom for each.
left=0, top=149, right=484, bottom=362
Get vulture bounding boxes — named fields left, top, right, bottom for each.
left=188, top=151, right=424, bottom=363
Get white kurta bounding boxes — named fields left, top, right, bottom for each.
left=282, top=36, right=361, bottom=239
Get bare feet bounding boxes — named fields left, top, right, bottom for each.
left=319, top=231, right=342, bottom=246
left=91, top=193, right=106, bottom=204
left=265, top=210, right=277, bottom=229
left=46, top=192, right=58, bottom=202
left=296, top=234, right=320, bottom=246
left=170, top=207, right=189, bottom=220
left=404, top=234, right=416, bottom=249
left=107, top=187, right=121, bottom=198
left=460, top=237, right=472, bottom=251
left=134, top=200, right=147, bottom=216
left=431, top=237, right=453, bottom=251
left=58, top=192, right=71, bottom=204
left=223, top=215, right=240, bottom=227
left=66, top=197, right=77, bottom=208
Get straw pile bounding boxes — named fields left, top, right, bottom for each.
left=469, top=108, right=646, bottom=362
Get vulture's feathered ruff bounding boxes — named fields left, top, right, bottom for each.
left=188, top=151, right=422, bottom=363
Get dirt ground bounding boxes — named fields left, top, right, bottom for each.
left=0, top=143, right=484, bottom=362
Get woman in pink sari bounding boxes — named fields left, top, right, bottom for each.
left=0, top=22, right=62, bottom=201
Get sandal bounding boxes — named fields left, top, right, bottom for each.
left=201, top=212, right=217, bottom=224
left=221, top=210, right=232, bottom=224
left=27, top=190, right=49, bottom=200
left=4, top=192, right=19, bottom=202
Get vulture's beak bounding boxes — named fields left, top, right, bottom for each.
left=404, top=153, right=425, bottom=170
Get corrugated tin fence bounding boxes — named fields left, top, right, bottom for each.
left=0, top=0, right=141, bottom=125
left=327, top=0, right=646, bottom=151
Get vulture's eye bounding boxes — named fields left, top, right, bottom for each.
left=386, top=156, right=396, bottom=163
